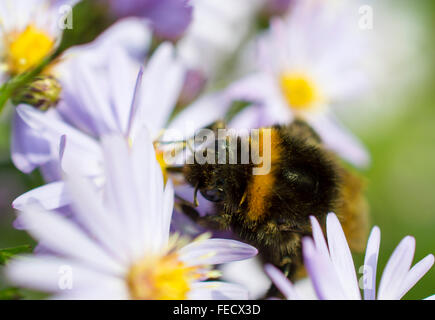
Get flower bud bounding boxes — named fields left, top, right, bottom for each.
left=12, top=75, right=62, bottom=110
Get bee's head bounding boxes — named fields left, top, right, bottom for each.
left=183, top=136, right=250, bottom=206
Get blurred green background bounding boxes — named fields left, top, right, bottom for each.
left=0, top=0, right=433, bottom=299
left=347, top=0, right=435, bottom=299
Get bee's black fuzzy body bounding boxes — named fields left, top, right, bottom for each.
left=182, top=120, right=367, bottom=278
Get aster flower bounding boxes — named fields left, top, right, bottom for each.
left=5, top=131, right=257, bottom=300
left=224, top=0, right=371, bottom=167
left=266, top=213, right=435, bottom=300
left=104, top=0, right=193, bottom=41
left=0, top=0, right=79, bottom=82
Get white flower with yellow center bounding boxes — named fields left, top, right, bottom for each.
left=5, top=132, right=257, bottom=300
left=225, top=0, right=371, bottom=167
left=0, top=0, right=78, bottom=80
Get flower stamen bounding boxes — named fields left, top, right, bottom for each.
left=279, top=72, right=320, bottom=111
left=5, top=25, right=54, bottom=75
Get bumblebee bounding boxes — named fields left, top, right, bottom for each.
left=175, top=119, right=369, bottom=280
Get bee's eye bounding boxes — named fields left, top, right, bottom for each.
left=200, top=188, right=225, bottom=202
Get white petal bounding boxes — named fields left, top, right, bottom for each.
left=363, top=226, right=381, bottom=300
left=309, top=216, right=329, bottom=257
left=5, top=255, right=126, bottom=297
left=130, top=128, right=168, bottom=253
left=302, top=237, right=346, bottom=300
left=378, top=236, right=416, bottom=300
left=326, top=213, right=361, bottom=299
left=397, top=254, right=434, bottom=300
left=165, top=93, right=229, bottom=140
left=65, top=174, right=131, bottom=264
left=72, top=61, right=118, bottom=133
left=161, top=180, right=175, bottom=247
left=16, top=105, right=103, bottom=176
left=17, top=207, right=124, bottom=275
left=101, top=134, right=144, bottom=261
left=309, top=113, right=370, bottom=168
left=179, top=239, right=258, bottom=266
left=189, top=282, right=249, bottom=300
left=13, top=181, right=70, bottom=211
left=132, top=42, right=184, bottom=139
left=265, top=264, right=300, bottom=300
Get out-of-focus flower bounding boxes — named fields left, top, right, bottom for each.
left=0, top=0, right=79, bottom=82
left=266, top=213, right=435, bottom=300
left=178, top=0, right=262, bottom=82
left=105, top=0, right=193, bottom=41
left=262, top=0, right=292, bottom=17
left=6, top=132, right=257, bottom=299
left=224, top=0, right=371, bottom=167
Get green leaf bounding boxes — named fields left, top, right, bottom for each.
left=0, top=245, right=32, bottom=265
left=0, top=287, right=23, bottom=300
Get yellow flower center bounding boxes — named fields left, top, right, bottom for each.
left=155, top=150, right=168, bottom=184
left=279, top=72, right=319, bottom=111
left=5, top=25, right=54, bottom=75
left=127, top=253, right=200, bottom=300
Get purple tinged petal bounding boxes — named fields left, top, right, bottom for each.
left=16, top=207, right=124, bottom=275
left=108, top=0, right=193, bottom=41
left=264, top=0, right=292, bottom=16
left=309, top=216, right=329, bottom=257
left=179, top=239, right=258, bottom=266
left=11, top=110, right=52, bottom=173
left=65, top=174, right=131, bottom=264
left=12, top=181, right=70, bottom=211
left=72, top=62, right=118, bottom=134
left=302, top=237, right=345, bottom=300
left=309, top=113, right=370, bottom=168
left=378, top=236, right=416, bottom=300
left=363, top=226, right=381, bottom=300
left=397, top=254, right=434, bottom=300
left=178, top=69, right=207, bottom=107
left=100, top=134, right=145, bottom=260
left=265, top=264, right=300, bottom=300
left=145, top=0, right=193, bottom=41
left=16, top=104, right=102, bottom=167
left=129, top=128, right=168, bottom=253
left=165, top=93, right=229, bottom=140
left=109, top=48, right=142, bottom=135
left=189, top=281, right=249, bottom=300
left=161, top=179, right=175, bottom=246
left=126, top=66, right=144, bottom=137
left=5, top=255, right=127, bottom=298
left=131, top=42, right=184, bottom=140
left=326, top=213, right=361, bottom=299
